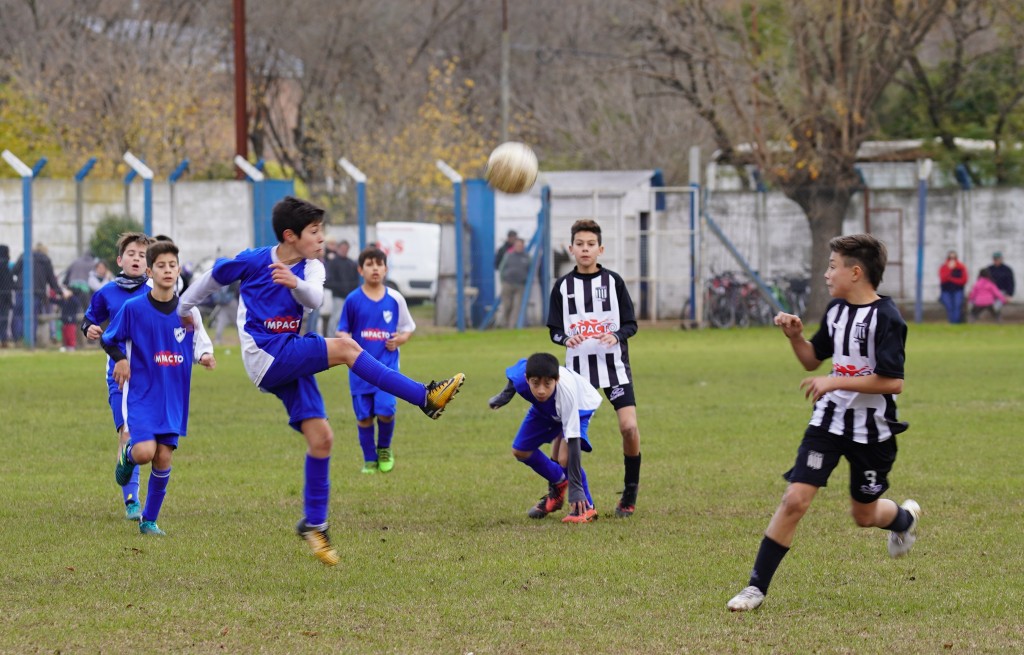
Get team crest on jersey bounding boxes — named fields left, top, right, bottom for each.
left=174, top=327, right=186, bottom=343
left=383, top=310, right=393, bottom=323
left=595, top=286, right=608, bottom=301
left=853, top=321, right=868, bottom=343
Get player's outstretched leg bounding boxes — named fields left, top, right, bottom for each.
left=421, top=374, right=466, bottom=419
left=887, top=499, right=921, bottom=558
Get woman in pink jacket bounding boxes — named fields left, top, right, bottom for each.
left=968, top=268, right=1009, bottom=322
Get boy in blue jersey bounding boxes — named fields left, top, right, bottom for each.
left=336, top=247, right=415, bottom=474
left=104, top=241, right=216, bottom=536
left=178, top=196, right=464, bottom=566
left=82, top=232, right=152, bottom=521
left=727, top=234, right=920, bottom=612
left=488, top=352, right=602, bottom=523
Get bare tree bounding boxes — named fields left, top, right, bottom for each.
left=628, top=0, right=947, bottom=316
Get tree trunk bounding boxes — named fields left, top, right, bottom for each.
left=786, top=185, right=852, bottom=320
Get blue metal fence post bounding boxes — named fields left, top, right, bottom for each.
left=74, top=157, right=97, bottom=255
left=436, top=160, right=466, bottom=332
left=124, top=151, right=154, bottom=234
left=2, top=149, right=37, bottom=348
left=915, top=159, right=932, bottom=324
left=539, top=186, right=551, bottom=325
left=339, top=158, right=368, bottom=250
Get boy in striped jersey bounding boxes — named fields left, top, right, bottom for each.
left=547, top=219, right=642, bottom=517
left=727, top=234, right=920, bottom=612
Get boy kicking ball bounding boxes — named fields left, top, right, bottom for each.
left=489, top=352, right=602, bottom=523
left=104, top=240, right=216, bottom=536
left=727, top=233, right=919, bottom=612
left=179, top=196, right=464, bottom=566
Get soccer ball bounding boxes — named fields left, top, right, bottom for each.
left=485, top=142, right=538, bottom=194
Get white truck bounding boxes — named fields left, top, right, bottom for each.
left=373, top=222, right=441, bottom=305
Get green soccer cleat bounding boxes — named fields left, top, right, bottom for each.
left=377, top=447, right=394, bottom=473
left=421, top=373, right=466, bottom=419
left=361, top=461, right=379, bottom=474
left=124, top=499, right=142, bottom=522
left=139, top=520, right=166, bottom=536
left=296, top=519, right=340, bottom=566
left=115, top=442, right=137, bottom=487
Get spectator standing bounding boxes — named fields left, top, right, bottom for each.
left=494, top=230, right=518, bottom=271
left=938, top=250, right=968, bottom=324
left=61, top=251, right=97, bottom=350
left=11, top=243, right=69, bottom=343
left=0, top=245, right=14, bottom=347
left=499, top=238, right=531, bottom=328
left=326, top=239, right=360, bottom=335
left=986, top=251, right=1015, bottom=299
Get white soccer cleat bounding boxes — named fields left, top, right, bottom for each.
left=887, top=499, right=921, bottom=558
left=727, top=585, right=765, bottom=612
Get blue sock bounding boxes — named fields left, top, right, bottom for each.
left=123, top=466, right=141, bottom=505
left=377, top=418, right=395, bottom=449
left=357, top=425, right=376, bottom=461
left=304, top=454, right=330, bottom=527
left=521, top=450, right=565, bottom=484
left=141, top=467, right=170, bottom=523
left=351, top=351, right=427, bottom=406
left=581, top=465, right=593, bottom=506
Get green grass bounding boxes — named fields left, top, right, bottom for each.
left=1, top=323, right=1022, bottom=654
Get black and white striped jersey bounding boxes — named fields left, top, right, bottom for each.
left=547, top=265, right=638, bottom=389
left=807, top=296, right=908, bottom=443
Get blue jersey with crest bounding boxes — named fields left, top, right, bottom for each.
left=102, top=294, right=204, bottom=439
left=337, top=286, right=416, bottom=395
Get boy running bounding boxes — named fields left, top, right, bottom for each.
left=727, top=233, right=919, bottom=612
left=178, top=196, right=464, bottom=566
left=336, top=247, right=415, bottom=474
left=489, top=352, right=601, bottom=522
left=82, top=232, right=154, bottom=520
left=547, top=219, right=643, bottom=517
left=104, top=241, right=216, bottom=536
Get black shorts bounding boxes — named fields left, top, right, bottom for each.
left=784, top=428, right=898, bottom=504
left=602, top=383, right=636, bottom=411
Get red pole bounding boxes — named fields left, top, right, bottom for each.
left=233, top=0, right=248, bottom=178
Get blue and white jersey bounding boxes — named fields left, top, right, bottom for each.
left=86, top=281, right=150, bottom=395
left=506, top=359, right=603, bottom=444
left=102, top=294, right=211, bottom=439
left=337, top=286, right=415, bottom=395
left=179, top=246, right=325, bottom=386
left=808, top=296, right=908, bottom=443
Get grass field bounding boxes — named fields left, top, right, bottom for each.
left=1, top=322, right=1022, bottom=654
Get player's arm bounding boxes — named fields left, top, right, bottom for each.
left=555, top=381, right=587, bottom=507
left=179, top=268, right=225, bottom=328
left=610, top=273, right=639, bottom=344
left=775, top=312, right=822, bottom=371
left=546, top=281, right=570, bottom=346
left=101, top=307, right=130, bottom=388
left=387, top=293, right=417, bottom=350
left=800, top=373, right=903, bottom=402
left=190, top=307, right=217, bottom=370
left=282, top=258, right=325, bottom=310
left=82, top=290, right=109, bottom=340
left=488, top=378, right=516, bottom=410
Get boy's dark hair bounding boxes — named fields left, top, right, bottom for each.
left=116, top=232, right=151, bottom=257
left=152, top=234, right=173, bottom=242
left=525, top=352, right=560, bottom=380
left=358, top=247, right=388, bottom=268
left=146, top=240, right=179, bottom=268
left=272, top=196, right=326, bottom=242
left=829, top=233, right=887, bottom=289
left=571, top=219, right=602, bottom=246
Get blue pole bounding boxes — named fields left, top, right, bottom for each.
left=689, top=182, right=699, bottom=321
left=143, top=178, right=153, bottom=236
left=22, top=176, right=34, bottom=348
left=915, top=176, right=927, bottom=324
left=454, top=180, right=466, bottom=332
left=357, top=181, right=367, bottom=250
left=539, top=186, right=551, bottom=325
left=75, top=157, right=97, bottom=255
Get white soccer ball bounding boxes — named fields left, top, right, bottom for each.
left=485, top=141, right=539, bottom=194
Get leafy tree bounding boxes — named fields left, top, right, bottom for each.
left=628, top=0, right=946, bottom=317
left=89, top=214, right=144, bottom=276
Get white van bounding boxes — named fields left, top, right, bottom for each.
left=373, top=222, right=441, bottom=304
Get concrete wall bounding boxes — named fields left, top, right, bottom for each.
left=0, top=179, right=253, bottom=274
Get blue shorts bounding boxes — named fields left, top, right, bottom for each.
left=512, top=407, right=594, bottom=453
left=352, top=391, right=397, bottom=421
left=259, top=334, right=329, bottom=432
left=129, top=432, right=180, bottom=449
left=109, top=390, right=125, bottom=433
